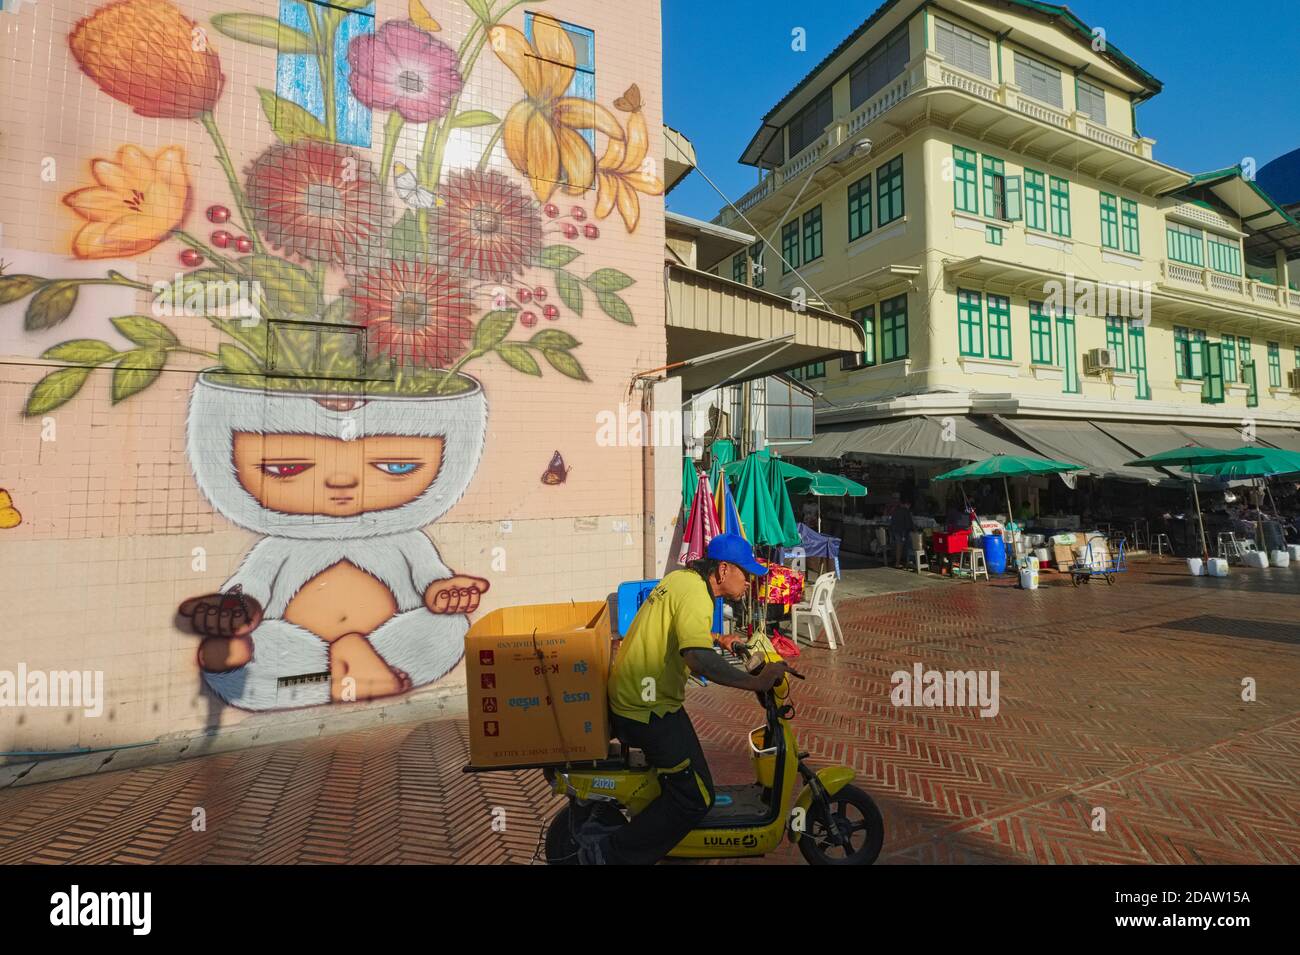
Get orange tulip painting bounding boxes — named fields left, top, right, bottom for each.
left=62, top=145, right=191, bottom=260
left=488, top=19, right=624, bottom=203
left=69, top=0, right=224, bottom=120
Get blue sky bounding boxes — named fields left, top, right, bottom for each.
left=663, top=0, right=1300, bottom=222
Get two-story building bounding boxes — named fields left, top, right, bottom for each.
left=707, top=0, right=1300, bottom=496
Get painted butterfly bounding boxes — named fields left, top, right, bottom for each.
left=613, top=83, right=642, bottom=112
left=0, top=488, right=20, bottom=529
left=541, top=451, right=570, bottom=486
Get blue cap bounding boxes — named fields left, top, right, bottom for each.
left=706, top=533, right=767, bottom=577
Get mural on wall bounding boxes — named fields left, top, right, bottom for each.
left=0, top=0, right=663, bottom=710
left=0, top=489, right=20, bottom=529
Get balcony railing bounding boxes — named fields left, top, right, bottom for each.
left=1162, top=260, right=1300, bottom=314
left=717, top=49, right=1155, bottom=225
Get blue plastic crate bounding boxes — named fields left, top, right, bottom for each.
left=616, top=579, right=659, bottom=636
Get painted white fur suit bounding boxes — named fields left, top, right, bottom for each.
left=185, top=374, right=488, bottom=710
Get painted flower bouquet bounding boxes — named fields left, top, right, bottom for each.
left=0, top=0, right=661, bottom=414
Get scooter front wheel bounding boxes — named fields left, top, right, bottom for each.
left=798, top=784, right=884, bottom=865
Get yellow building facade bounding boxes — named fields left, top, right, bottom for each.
left=710, top=0, right=1300, bottom=453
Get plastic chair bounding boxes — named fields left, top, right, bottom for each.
left=791, top=573, right=844, bottom=650
left=783, top=546, right=806, bottom=574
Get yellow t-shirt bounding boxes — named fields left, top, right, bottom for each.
left=608, top=569, right=715, bottom=723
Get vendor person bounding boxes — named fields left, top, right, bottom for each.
left=581, top=533, right=789, bottom=865
left=890, top=495, right=914, bottom=568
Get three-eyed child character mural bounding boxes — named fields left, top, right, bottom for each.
left=0, top=0, right=661, bottom=710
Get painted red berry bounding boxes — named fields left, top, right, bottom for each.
left=211, top=230, right=232, bottom=249
left=532, top=286, right=548, bottom=301
left=179, top=248, right=203, bottom=267
left=234, top=236, right=253, bottom=254
left=562, top=223, right=580, bottom=240
left=206, top=205, right=230, bottom=224
left=543, top=203, right=560, bottom=218
left=520, top=310, right=539, bottom=328
left=517, top=287, right=533, bottom=303
left=543, top=304, right=560, bottom=321
left=583, top=223, right=600, bottom=239
left=571, top=206, right=587, bottom=221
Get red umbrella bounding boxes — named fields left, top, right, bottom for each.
left=678, top=472, right=720, bottom=564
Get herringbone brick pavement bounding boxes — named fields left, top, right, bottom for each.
left=1, top=559, right=1298, bottom=865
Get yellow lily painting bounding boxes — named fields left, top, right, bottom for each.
left=596, top=84, right=664, bottom=233
left=63, top=145, right=190, bottom=259
left=489, top=17, right=623, bottom=203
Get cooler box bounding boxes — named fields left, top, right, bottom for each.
left=465, top=601, right=613, bottom=768
left=933, top=528, right=970, bottom=555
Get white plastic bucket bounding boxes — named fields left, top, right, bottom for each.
left=1186, top=558, right=1204, bottom=576
left=1271, top=550, right=1291, bottom=568
left=1244, top=551, right=1269, bottom=569
left=1019, top=569, right=1039, bottom=590
left=1289, top=544, right=1300, bottom=562
left=1207, top=558, right=1229, bottom=577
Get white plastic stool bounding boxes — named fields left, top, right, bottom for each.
left=964, top=548, right=989, bottom=581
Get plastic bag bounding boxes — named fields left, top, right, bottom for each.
left=770, top=633, right=801, bottom=659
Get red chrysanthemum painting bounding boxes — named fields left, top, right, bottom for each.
left=245, top=141, right=388, bottom=265
left=432, top=168, right=543, bottom=283
left=345, top=259, right=474, bottom=370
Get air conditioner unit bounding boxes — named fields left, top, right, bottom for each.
left=1288, top=368, right=1300, bottom=391
left=1084, top=347, right=1116, bottom=374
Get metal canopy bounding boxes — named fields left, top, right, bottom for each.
left=665, top=264, right=863, bottom=395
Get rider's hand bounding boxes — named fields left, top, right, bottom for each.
left=752, top=660, right=790, bottom=690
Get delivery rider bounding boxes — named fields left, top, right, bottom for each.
left=579, top=533, right=789, bottom=865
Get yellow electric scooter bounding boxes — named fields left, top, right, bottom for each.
left=542, top=645, right=883, bottom=865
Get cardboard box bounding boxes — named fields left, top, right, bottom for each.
left=465, top=600, right=613, bottom=768
left=1052, top=543, right=1074, bottom=571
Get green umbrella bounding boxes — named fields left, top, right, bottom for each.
left=683, top=457, right=699, bottom=513
left=731, top=453, right=786, bottom=547
left=1184, top=446, right=1300, bottom=546
left=934, top=453, right=1084, bottom=528
left=1126, top=445, right=1266, bottom=560
left=766, top=458, right=801, bottom=548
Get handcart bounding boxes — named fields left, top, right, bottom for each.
left=1070, top=538, right=1126, bottom=586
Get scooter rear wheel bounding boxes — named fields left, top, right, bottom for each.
left=798, top=784, right=884, bottom=865
left=544, top=802, right=626, bottom=865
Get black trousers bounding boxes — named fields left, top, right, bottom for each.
left=605, top=708, right=715, bottom=865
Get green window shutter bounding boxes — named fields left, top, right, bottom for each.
left=1128, top=321, right=1150, bottom=399
left=848, top=174, right=873, bottom=241
left=1024, top=170, right=1047, bottom=231
left=987, top=294, right=1012, bottom=359
left=957, top=289, right=984, bottom=357
left=1048, top=176, right=1071, bottom=237
left=1190, top=330, right=1206, bottom=379
left=1099, top=193, right=1119, bottom=250
left=1105, top=316, right=1126, bottom=371
left=953, top=147, right=978, bottom=214
left=803, top=205, right=823, bottom=263
left=880, top=293, right=908, bottom=362
left=845, top=305, right=876, bottom=369
left=1120, top=198, right=1140, bottom=254
left=1167, top=222, right=1204, bottom=266
left=1221, top=336, right=1236, bottom=384
left=1201, top=341, right=1224, bottom=403
left=732, top=252, right=747, bottom=284
left=1268, top=342, right=1281, bottom=387
left=877, top=156, right=904, bottom=225
left=1244, top=361, right=1258, bottom=407
left=781, top=220, right=800, bottom=272
left=1056, top=310, right=1079, bottom=393
left=1004, top=176, right=1022, bottom=221
left=1208, top=234, right=1241, bottom=275
left=982, top=155, right=1006, bottom=220
left=1029, top=302, right=1053, bottom=364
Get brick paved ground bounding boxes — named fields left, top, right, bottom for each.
left=2, top=558, right=1298, bottom=865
